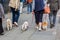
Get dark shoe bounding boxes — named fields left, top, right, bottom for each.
left=0, top=33, right=4, bottom=35
left=50, top=24, right=54, bottom=28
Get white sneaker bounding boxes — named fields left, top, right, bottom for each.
left=38, top=26, right=42, bottom=31
left=14, top=22, right=18, bottom=26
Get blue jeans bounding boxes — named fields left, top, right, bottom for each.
left=11, top=7, right=20, bottom=24
left=49, top=10, right=57, bottom=25
left=27, top=3, right=32, bottom=14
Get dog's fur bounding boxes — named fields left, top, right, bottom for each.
left=42, top=22, right=48, bottom=30
left=6, top=19, right=12, bottom=31
left=21, top=21, right=29, bottom=31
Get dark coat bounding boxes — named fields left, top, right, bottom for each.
left=0, top=3, right=4, bottom=18
left=48, top=0, right=60, bottom=11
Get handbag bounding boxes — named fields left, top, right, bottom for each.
left=44, top=4, right=50, bottom=14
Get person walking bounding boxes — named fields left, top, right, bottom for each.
left=0, top=3, right=5, bottom=35
left=48, top=0, right=60, bottom=28
left=20, top=0, right=24, bottom=14
left=27, top=0, right=33, bottom=14
left=9, top=0, right=20, bottom=26
left=33, top=0, right=45, bottom=31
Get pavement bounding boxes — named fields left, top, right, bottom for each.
left=0, top=6, right=58, bottom=40
left=55, top=10, right=60, bottom=40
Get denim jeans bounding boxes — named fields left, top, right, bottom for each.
left=49, top=10, right=57, bottom=25
left=27, top=3, right=32, bottom=14
left=11, top=7, right=20, bottom=24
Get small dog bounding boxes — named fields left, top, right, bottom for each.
left=42, top=22, right=48, bottom=30
left=21, top=21, right=29, bottom=31
left=6, top=19, right=12, bottom=31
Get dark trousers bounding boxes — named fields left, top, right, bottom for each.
left=10, top=7, right=20, bottom=24
left=0, top=18, right=4, bottom=34
left=49, top=10, right=57, bottom=25
left=35, top=10, right=44, bottom=25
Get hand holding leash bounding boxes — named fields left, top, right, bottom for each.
left=32, top=11, right=34, bottom=14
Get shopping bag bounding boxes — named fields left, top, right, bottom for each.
left=44, top=4, right=50, bottom=14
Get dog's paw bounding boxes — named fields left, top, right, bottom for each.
left=21, top=26, right=28, bottom=31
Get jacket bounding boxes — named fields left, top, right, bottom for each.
left=0, top=3, right=4, bottom=18
left=48, top=0, right=60, bottom=11
left=34, top=0, right=45, bottom=12
left=27, top=0, right=33, bottom=3
left=9, top=0, right=20, bottom=10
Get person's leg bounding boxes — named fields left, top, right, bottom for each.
left=30, top=3, right=32, bottom=13
left=15, top=10, right=20, bottom=24
left=53, top=11, right=57, bottom=26
left=49, top=11, right=53, bottom=24
left=0, top=18, right=4, bottom=35
left=10, top=7, right=15, bottom=24
left=35, top=11, right=39, bottom=29
left=39, top=10, right=44, bottom=31
left=27, top=3, right=30, bottom=14
left=13, top=10, right=20, bottom=26
left=49, top=11, right=54, bottom=28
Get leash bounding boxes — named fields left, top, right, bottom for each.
left=32, top=11, right=34, bottom=23
left=7, top=12, right=11, bottom=19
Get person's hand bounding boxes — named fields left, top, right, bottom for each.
left=15, top=6, right=18, bottom=11
left=32, top=11, right=35, bottom=15
left=15, top=8, right=18, bottom=11
left=47, top=4, right=50, bottom=7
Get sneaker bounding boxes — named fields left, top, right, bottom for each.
left=38, top=26, right=42, bottom=31
left=0, top=33, right=4, bottom=35
left=38, top=23, right=42, bottom=31
left=38, top=28, right=41, bottom=31
left=14, top=22, right=18, bottom=27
